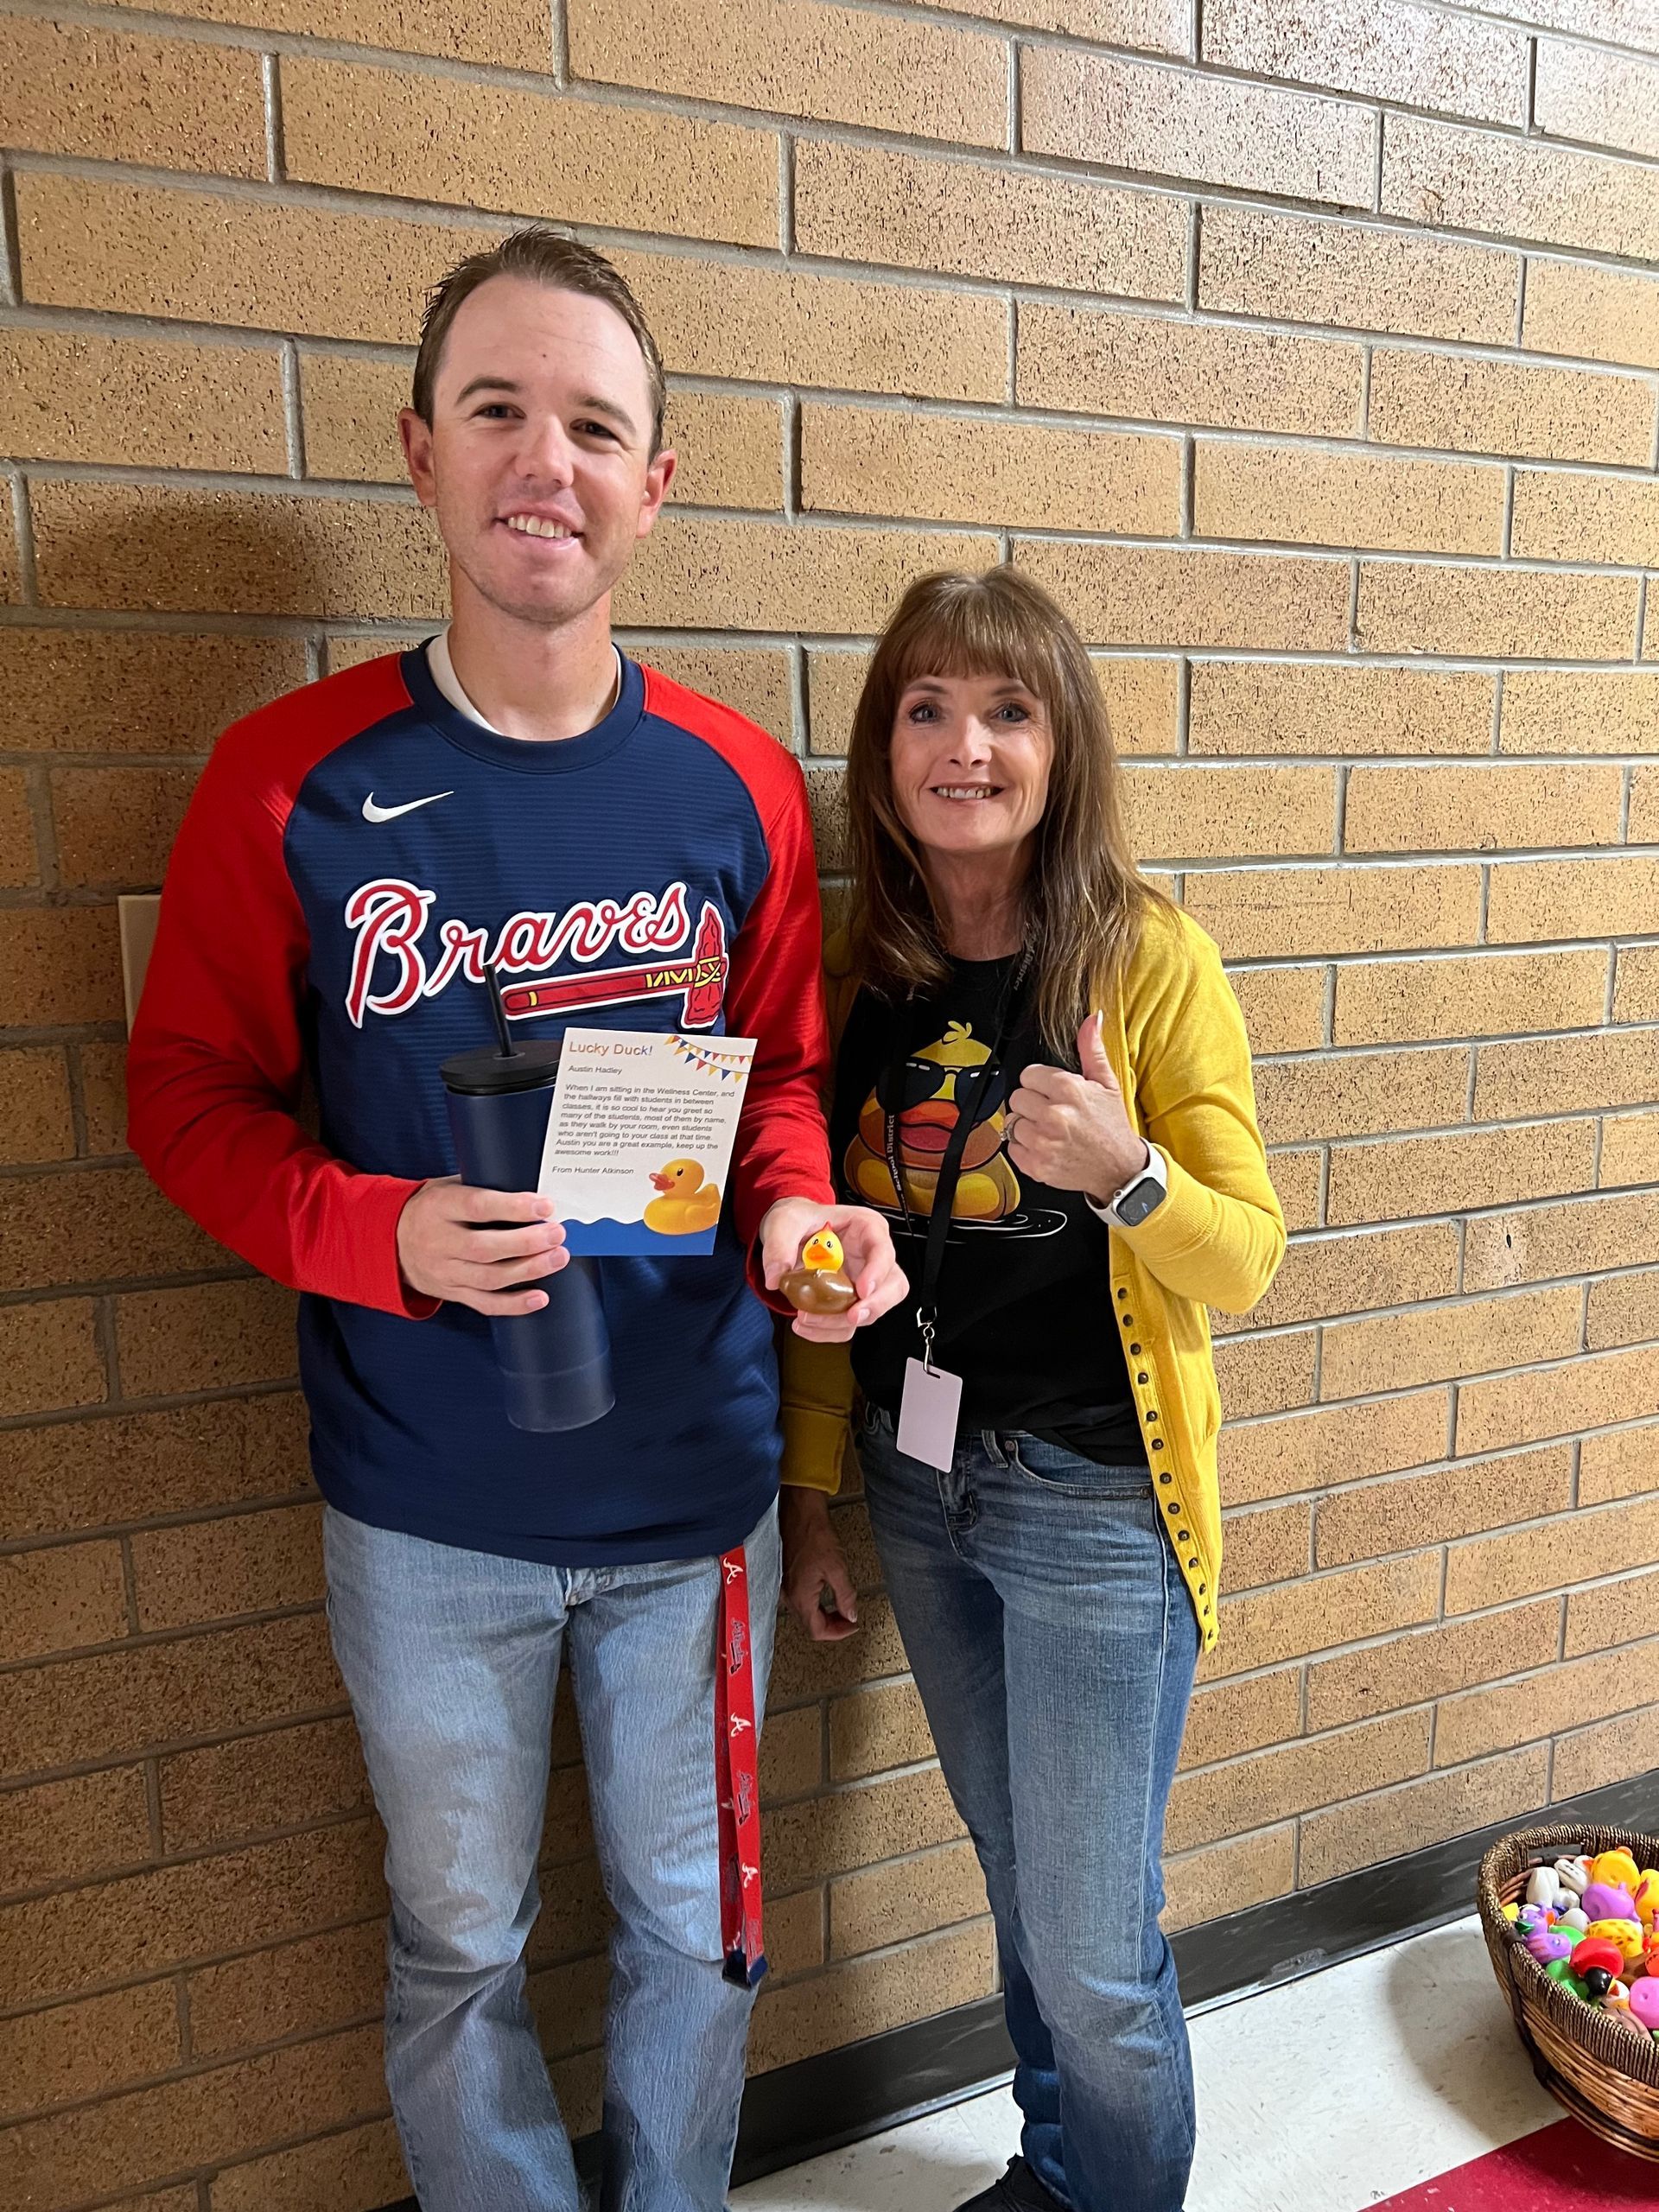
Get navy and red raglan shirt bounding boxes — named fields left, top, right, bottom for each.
left=127, top=645, right=835, bottom=1567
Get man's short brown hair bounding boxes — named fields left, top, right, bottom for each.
left=411, top=227, right=668, bottom=453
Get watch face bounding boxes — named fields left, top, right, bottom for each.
left=1115, top=1178, right=1165, bottom=1227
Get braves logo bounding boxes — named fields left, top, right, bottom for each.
left=727, top=1618, right=748, bottom=1675
left=343, top=877, right=728, bottom=1030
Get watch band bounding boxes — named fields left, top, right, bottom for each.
left=1090, top=1142, right=1168, bottom=1227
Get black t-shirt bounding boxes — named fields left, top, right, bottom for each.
left=830, top=956, right=1146, bottom=1468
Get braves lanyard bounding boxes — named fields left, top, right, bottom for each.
left=715, top=1542, right=766, bottom=1987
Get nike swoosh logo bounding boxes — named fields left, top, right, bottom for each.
left=362, top=790, right=453, bottom=823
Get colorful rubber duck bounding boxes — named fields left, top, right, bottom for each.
left=779, top=1227, right=858, bottom=1316
left=643, top=1158, right=722, bottom=1236
left=1591, top=1849, right=1642, bottom=1892
left=1628, top=1979, right=1659, bottom=2031
left=1632, top=1869, right=1659, bottom=1929
left=1581, top=1881, right=1638, bottom=1923
left=1586, top=1916, right=1646, bottom=1962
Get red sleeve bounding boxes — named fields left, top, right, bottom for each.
left=643, top=671, right=834, bottom=1305
left=125, top=658, right=437, bottom=1318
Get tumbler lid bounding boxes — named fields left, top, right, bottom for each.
left=440, top=1039, right=563, bottom=1096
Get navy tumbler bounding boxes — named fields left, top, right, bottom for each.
left=440, top=1037, right=614, bottom=1432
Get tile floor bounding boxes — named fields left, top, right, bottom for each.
left=732, top=1916, right=1565, bottom=2212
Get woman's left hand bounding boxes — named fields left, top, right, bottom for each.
left=1006, top=1013, right=1150, bottom=1205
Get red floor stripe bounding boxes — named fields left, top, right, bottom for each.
left=1368, top=2118, right=1659, bottom=2209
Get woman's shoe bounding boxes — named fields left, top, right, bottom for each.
left=955, top=2155, right=1068, bottom=2211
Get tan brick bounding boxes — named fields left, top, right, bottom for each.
left=803, top=648, right=1178, bottom=759
left=1204, top=0, right=1527, bottom=124
left=1523, top=257, right=1659, bottom=372
left=0, top=481, right=15, bottom=605
left=188, top=1916, right=384, bottom=2060
left=763, top=1766, right=963, bottom=1891
left=1467, top=1190, right=1659, bottom=1294
left=0, top=1982, right=180, bottom=2120
left=795, top=140, right=1186, bottom=300
left=1321, top=1282, right=1583, bottom=1397
left=0, top=1165, right=219, bottom=1294
left=0, top=1052, right=73, bottom=1166
left=1459, top=1340, right=1659, bottom=1456
left=1189, top=661, right=1494, bottom=759
left=1229, top=966, right=1327, bottom=1055
left=1535, top=40, right=1659, bottom=162
left=0, top=1767, right=151, bottom=1901
left=0, top=1298, right=105, bottom=1421
left=1182, top=862, right=1482, bottom=961
left=1166, top=1710, right=1428, bottom=1852
left=1218, top=1503, right=1311, bottom=1592
left=50, top=765, right=199, bottom=891
left=569, top=0, right=1006, bottom=144
left=1019, top=302, right=1363, bottom=436
left=802, top=405, right=1179, bottom=535
left=283, top=58, right=778, bottom=248
left=1017, top=543, right=1350, bottom=653
left=1511, top=469, right=1659, bottom=568
left=757, top=1705, right=822, bottom=1805
left=1024, top=47, right=1375, bottom=205
left=749, top=1920, right=995, bottom=2075
left=830, top=1679, right=933, bottom=1781
left=115, top=1277, right=298, bottom=1399
left=1580, top=1421, right=1659, bottom=1506
left=1307, top=1596, right=1560, bottom=1729
left=1318, top=1442, right=1571, bottom=1572
left=1269, top=1147, right=1323, bottom=1233
left=1567, top=1567, right=1659, bottom=1659
left=1468, top=0, right=1658, bottom=48
left=614, top=652, right=785, bottom=756
left=161, top=1715, right=365, bottom=1854
left=1383, top=113, right=1659, bottom=264
left=1194, top=442, right=1504, bottom=558
left=1446, top=1493, right=1659, bottom=1613
left=130, top=1500, right=322, bottom=1637
left=1371, top=348, right=1654, bottom=467
left=106, top=0, right=552, bottom=68
left=0, top=17, right=264, bottom=175
left=1489, top=857, right=1659, bottom=947
left=1351, top=766, right=1622, bottom=858
left=0, top=2020, right=384, bottom=2209
left=1299, top=1745, right=1548, bottom=1884
left=1629, top=779, right=1659, bottom=853
left=0, top=1540, right=128, bottom=1666
left=31, top=480, right=447, bottom=621
left=0, top=629, right=305, bottom=755
left=0, top=768, right=37, bottom=885
left=1356, top=560, right=1640, bottom=660
left=760, top=1883, right=823, bottom=1980
left=1554, top=1700, right=1659, bottom=1799
left=1602, top=1109, right=1659, bottom=1191
left=1500, top=668, right=1659, bottom=755
left=1122, top=764, right=1336, bottom=862
left=1334, top=951, right=1606, bottom=1053
left=615, top=518, right=991, bottom=635
left=1440, top=1638, right=1659, bottom=1767
left=0, top=1611, right=340, bottom=1784
left=1198, top=201, right=1518, bottom=346
left=1229, top=1220, right=1459, bottom=1332
left=1205, top=1554, right=1440, bottom=1678
left=16, top=174, right=502, bottom=346
left=0, top=906, right=124, bottom=1025
left=7, top=1394, right=309, bottom=1543
left=209, top=2116, right=407, bottom=2212
left=0, top=329, right=287, bottom=477
left=931, top=0, right=1186, bottom=43
left=77, top=1042, right=127, bottom=1159
left=1478, top=1031, right=1659, bottom=1127
left=1162, top=1827, right=1296, bottom=1932
left=1212, top=1328, right=1319, bottom=1421
left=829, top=1840, right=987, bottom=1960
left=1588, top=1266, right=1659, bottom=1351
left=1220, top=1389, right=1448, bottom=1508
left=1179, top=1667, right=1303, bottom=1771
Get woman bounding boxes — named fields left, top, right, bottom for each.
left=776, top=567, right=1284, bottom=2212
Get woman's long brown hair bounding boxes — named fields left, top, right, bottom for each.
left=846, top=564, right=1166, bottom=1063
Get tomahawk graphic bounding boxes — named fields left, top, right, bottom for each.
left=499, top=900, right=728, bottom=1029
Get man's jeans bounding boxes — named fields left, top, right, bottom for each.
left=859, top=1415, right=1198, bottom=2212
left=322, top=1501, right=781, bottom=2212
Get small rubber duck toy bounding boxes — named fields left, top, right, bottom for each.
left=780, top=1226, right=858, bottom=1316
left=1591, top=1848, right=1642, bottom=1892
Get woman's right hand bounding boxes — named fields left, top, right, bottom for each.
left=779, top=1486, right=860, bottom=1643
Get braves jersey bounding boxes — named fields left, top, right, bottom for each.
left=127, top=646, right=834, bottom=1565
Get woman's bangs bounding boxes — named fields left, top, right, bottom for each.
left=888, top=583, right=1062, bottom=705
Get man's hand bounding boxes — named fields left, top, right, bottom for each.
left=779, top=1486, right=860, bottom=1643
left=397, top=1175, right=569, bottom=1315
left=760, top=1198, right=908, bottom=1340
left=1006, top=1013, right=1148, bottom=1205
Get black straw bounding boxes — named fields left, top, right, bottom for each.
left=484, top=964, right=518, bottom=1058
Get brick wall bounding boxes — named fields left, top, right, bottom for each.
left=3, top=0, right=1659, bottom=2202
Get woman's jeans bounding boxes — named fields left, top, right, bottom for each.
left=322, top=1500, right=780, bottom=2212
left=859, top=1414, right=1199, bottom=2212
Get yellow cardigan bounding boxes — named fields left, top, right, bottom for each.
left=778, top=902, right=1286, bottom=1653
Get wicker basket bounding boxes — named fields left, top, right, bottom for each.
left=1478, top=1823, right=1659, bottom=2161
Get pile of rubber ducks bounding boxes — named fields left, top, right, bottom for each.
left=1503, top=1847, right=1659, bottom=2043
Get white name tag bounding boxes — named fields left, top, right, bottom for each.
left=897, top=1357, right=963, bottom=1472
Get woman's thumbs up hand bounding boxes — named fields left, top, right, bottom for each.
left=1005, top=1011, right=1151, bottom=1204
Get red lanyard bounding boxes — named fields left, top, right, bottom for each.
left=715, top=1542, right=766, bottom=1987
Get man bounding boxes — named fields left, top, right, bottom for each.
left=128, top=227, right=903, bottom=2212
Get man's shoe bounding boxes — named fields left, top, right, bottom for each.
left=955, top=2155, right=1068, bottom=2212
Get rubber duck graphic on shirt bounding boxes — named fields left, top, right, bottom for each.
left=844, top=1020, right=1022, bottom=1223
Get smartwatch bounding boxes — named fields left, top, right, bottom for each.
left=1091, top=1143, right=1168, bottom=1228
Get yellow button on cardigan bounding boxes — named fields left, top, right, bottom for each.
left=777, top=901, right=1286, bottom=1653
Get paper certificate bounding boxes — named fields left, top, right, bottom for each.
left=537, top=1027, right=758, bottom=1255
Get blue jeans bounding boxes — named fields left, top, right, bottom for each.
left=322, top=1501, right=781, bottom=2212
left=859, top=1415, right=1198, bottom=2212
